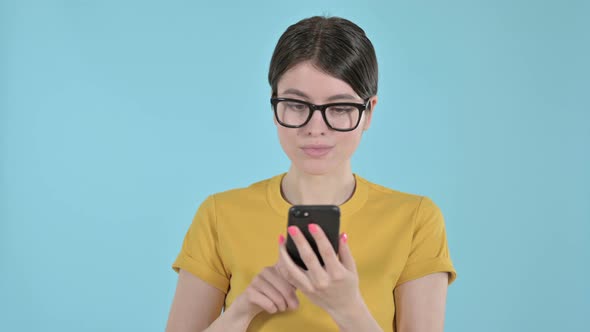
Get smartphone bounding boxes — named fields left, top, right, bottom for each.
left=286, top=205, right=340, bottom=270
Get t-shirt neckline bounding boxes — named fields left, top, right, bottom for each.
left=267, top=172, right=368, bottom=218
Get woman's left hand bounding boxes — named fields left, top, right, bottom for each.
left=276, top=224, right=364, bottom=323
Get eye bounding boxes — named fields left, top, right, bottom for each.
left=329, top=106, right=355, bottom=114
left=286, top=102, right=307, bottom=111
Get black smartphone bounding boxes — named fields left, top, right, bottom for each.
left=286, top=205, right=340, bottom=270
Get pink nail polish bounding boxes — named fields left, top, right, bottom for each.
left=308, top=223, right=318, bottom=234
left=341, top=233, right=348, bottom=243
left=279, top=235, right=285, bottom=244
left=288, top=226, right=298, bottom=236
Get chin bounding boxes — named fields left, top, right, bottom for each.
left=294, top=159, right=341, bottom=176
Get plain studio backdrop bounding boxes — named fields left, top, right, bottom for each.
left=1, top=1, right=588, bottom=331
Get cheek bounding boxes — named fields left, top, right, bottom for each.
left=335, top=131, right=363, bottom=155
left=277, top=128, right=297, bottom=153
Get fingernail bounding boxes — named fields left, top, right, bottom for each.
left=341, top=233, right=348, bottom=243
left=288, top=226, right=299, bottom=236
left=308, top=223, right=318, bottom=234
left=279, top=234, right=285, bottom=244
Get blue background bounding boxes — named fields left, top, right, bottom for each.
left=1, top=1, right=589, bottom=331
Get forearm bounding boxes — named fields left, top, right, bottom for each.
left=330, top=297, right=383, bottom=332
left=202, top=305, right=254, bottom=332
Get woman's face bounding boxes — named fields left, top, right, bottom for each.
left=274, top=61, right=376, bottom=176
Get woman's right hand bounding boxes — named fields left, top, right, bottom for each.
left=197, top=263, right=299, bottom=332
left=230, top=263, right=300, bottom=321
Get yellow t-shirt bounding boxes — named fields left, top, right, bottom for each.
left=172, top=173, right=457, bottom=331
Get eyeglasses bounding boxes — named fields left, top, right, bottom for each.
left=270, top=97, right=370, bottom=132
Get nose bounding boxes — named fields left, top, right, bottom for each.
left=302, top=109, right=328, bottom=136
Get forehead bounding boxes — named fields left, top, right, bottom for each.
left=277, top=62, right=359, bottom=102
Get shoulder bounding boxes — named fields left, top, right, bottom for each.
left=357, top=174, right=424, bottom=205
left=356, top=175, right=443, bottom=218
left=206, top=174, right=281, bottom=206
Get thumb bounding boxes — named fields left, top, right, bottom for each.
left=338, top=233, right=357, bottom=273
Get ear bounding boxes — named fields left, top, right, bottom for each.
left=270, top=91, right=279, bottom=127
left=362, top=96, right=378, bottom=131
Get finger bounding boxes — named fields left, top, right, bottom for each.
left=247, top=287, right=278, bottom=314
left=278, top=239, right=315, bottom=293
left=307, top=223, right=340, bottom=275
left=264, top=266, right=299, bottom=309
left=274, top=259, right=290, bottom=285
left=270, top=264, right=297, bottom=293
left=287, top=225, right=327, bottom=282
left=275, top=259, right=301, bottom=304
left=277, top=235, right=300, bottom=289
left=252, top=271, right=288, bottom=312
left=338, top=233, right=357, bottom=273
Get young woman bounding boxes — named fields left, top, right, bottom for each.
left=166, top=16, right=457, bottom=332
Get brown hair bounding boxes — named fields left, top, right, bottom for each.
left=268, top=16, right=378, bottom=101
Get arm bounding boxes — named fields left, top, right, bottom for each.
left=166, top=267, right=299, bottom=332
left=394, top=272, right=449, bottom=332
left=330, top=295, right=383, bottom=332
left=165, top=269, right=252, bottom=332
left=165, top=269, right=224, bottom=332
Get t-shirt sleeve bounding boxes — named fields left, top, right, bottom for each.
left=396, top=196, right=457, bottom=286
left=172, top=195, right=230, bottom=293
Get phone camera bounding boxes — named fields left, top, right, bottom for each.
left=292, top=209, right=304, bottom=218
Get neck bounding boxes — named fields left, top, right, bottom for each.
left=281, top=165, right=356, bottom=206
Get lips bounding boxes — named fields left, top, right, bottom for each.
left=301, top=144, right=333, bottom=157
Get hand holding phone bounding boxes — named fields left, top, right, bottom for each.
left=286, top=205, right=340, bottom=270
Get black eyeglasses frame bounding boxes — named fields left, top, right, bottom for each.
left=270, top=97, right=371, bottom=132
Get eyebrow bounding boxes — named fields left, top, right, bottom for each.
left=280, top=88, right=359, bottom=102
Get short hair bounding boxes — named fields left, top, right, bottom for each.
left=268, top=16, right=378, bottom=101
